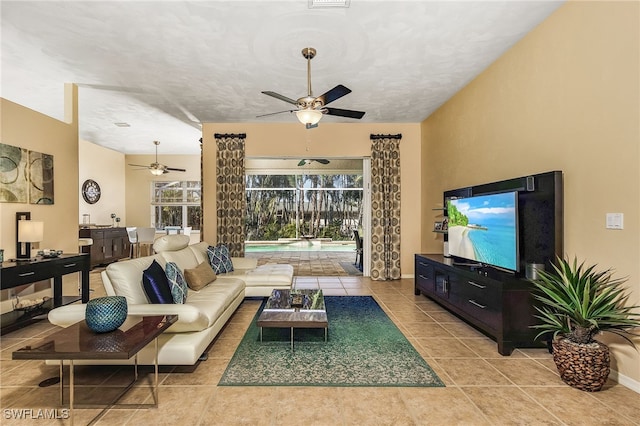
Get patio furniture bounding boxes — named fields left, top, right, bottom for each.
left=354, top=230, right=363, bottom=271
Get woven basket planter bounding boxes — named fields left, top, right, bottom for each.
left=552, top=337, right=610, bottom=392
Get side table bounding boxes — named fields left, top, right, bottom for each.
left=12, top=315, right=177, bottom=425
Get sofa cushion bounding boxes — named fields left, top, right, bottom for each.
left=238, top=264, right=295, bottom=286
left=105, top=255, right=164, bottom=304
left=153, top=234, right=190, bottom=253
left=142, top=260, right=174, bottom=304
left=187, top=241, right=210, bottom=265
left=184, top=261, right=217, bottom=291
left=165, top=262, right=188, bottom=304
left=162, top=246, right=201, bottom=270
left=207, top=244, right=234, bottom=274
left=185, top=277, right=245, bottom=328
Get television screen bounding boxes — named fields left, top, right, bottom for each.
left=447, top=191, right=519, bottom=272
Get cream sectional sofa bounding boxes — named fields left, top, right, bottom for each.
left=48, top=235, right=293, bottom=366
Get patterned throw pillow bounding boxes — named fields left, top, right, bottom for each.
left=165, top=262, right=188, bottom=304
left=206, top=244, right=234, bottom=274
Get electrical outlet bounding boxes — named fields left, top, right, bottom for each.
left=606, top=213, right=623, bottom=230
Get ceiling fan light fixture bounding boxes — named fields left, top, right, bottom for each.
left=149, top=168, right=164, bottom=176
left=296, top=109, right=323, bottom=125
left=308, top=0, right=350, bottom=8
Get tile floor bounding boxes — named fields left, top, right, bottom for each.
left=1, top=270, right=639, bottom=425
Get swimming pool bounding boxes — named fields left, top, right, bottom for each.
left=245, top=240, right=356, bottom=252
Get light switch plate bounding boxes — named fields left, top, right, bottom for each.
left=606, top=213, right=623, bottom=229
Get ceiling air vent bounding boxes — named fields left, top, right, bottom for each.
left=308, top=0, right=350, bottom=8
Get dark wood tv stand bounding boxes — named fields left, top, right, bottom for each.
left=415, top=253, right=541, bottom=355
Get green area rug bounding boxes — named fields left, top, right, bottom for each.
left=219, top=296, right=445, bottom=387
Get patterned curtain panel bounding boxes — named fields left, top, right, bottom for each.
left=370, top=134, right=402, bottom=280
left=215, top=133, right=246, bottom=257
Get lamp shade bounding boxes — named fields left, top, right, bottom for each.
left=149, top=168, right=164, bottom=176
left=295, top=109, right=323, bottom=125
left=18, top=220, right=44, bottom=243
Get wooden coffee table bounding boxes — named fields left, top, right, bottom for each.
left=12, top=315, right=176, bottom=426
left=257, top=289, right=327, bottom=351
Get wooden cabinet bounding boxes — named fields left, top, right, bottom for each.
left=415, top=254, right=541, bottom=355
left=79, top=228, right=130, bottom=268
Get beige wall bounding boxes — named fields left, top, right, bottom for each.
left=0, top=87, right=80, bottom=312
left=0, top=90, right=79, bottom=258
left=124, top=154, right=201, bottom=229
left=79, top=140, right=126, bottom=226
left=201, top=122, right=423, bottom=274
left=421, top=1, right=639, bottom=385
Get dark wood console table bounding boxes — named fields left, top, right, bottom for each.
left=0, top=254, right=90, bottom=335
left=415, top=253, right=541, bottom=355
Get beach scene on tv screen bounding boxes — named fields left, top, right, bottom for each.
left=447, top=192, right=518, bottom=271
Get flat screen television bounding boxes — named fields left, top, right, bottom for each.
left=447, top=191, right=519, bottom=272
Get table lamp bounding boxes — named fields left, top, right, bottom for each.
left=16, top=217, right=44, bottom=260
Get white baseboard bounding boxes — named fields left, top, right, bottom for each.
left=609, top=369, right=640, bottom=394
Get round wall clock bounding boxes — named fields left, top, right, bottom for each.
left=82, top=179, right=101, bottom=204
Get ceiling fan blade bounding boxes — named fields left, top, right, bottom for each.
left=256, top=110, right=294, bottom=118
left=297, top=159, right=307, bottom=166
left=128, top=164, right=150, bottom=168
left=313, top=159, right=330, bottom=164
left=317, top=84, right=351, bottom=106
left=325, top=107, right=365, bottom=119
left=262, top=91, right=298, bottom=105
left=165, top=167, right=186, bottom=172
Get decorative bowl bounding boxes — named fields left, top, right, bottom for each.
left=13, top=296, right=50, bottom=312
left=85, top=296, right=128, bottom=333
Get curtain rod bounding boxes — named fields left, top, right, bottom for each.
left=370, top=134, right=402, bottom=140
left=214, top=133, right=246, bottom=139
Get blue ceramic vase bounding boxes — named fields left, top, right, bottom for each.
left=85, top=296, right=128, bottom=333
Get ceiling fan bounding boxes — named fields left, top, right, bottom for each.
left=128, top=141, right=186, bottom=175
left=260, top=47, right=365, bottom=129
left=298, top=159, right=330, bottom=166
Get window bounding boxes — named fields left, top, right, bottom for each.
left=152, top=181, right=201, bottom=231
left=246, top=173, right=363, bottom=241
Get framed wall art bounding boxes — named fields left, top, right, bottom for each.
left=0, top=143, right=54, bottom=204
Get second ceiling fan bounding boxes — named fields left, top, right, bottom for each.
left=260, top=47, right=365, bottom=129
left=128, top=140, right=186, bottom=175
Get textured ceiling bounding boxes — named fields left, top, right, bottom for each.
left=1, top=0, right=564, bottom=155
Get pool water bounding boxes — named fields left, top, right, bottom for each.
left=245, top=241, right=356, bottom=252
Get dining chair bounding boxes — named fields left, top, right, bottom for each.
left=126, top=227, right=138, bottom=258
left=165, top=226, right=181, bottom=235
left=136, top=227, right=157, bottom=257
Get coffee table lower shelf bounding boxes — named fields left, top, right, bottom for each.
left=258, top=324, right=328, bottom=352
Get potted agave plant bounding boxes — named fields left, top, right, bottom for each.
left=531, top=257, right=640, bottom=392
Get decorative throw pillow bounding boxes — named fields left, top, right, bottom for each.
left=165, top=262, right=188, bottom=304
left=184, top=261, right=217, bottom=291
left=142, top=260, right=174, bottom=304
left=206, top=244, right=234, bottom=274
